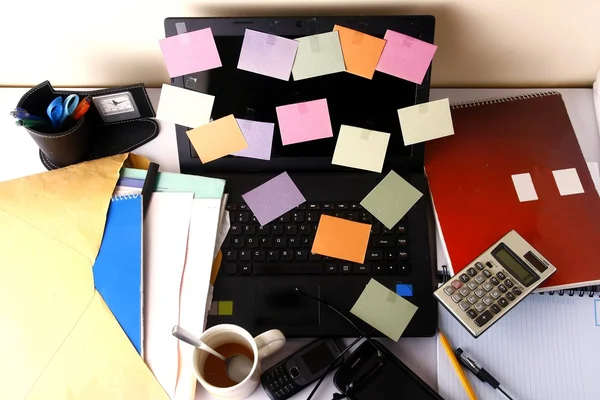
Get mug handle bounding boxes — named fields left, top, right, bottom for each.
left=254, top=329, right=286, bottom=360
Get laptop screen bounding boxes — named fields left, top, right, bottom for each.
left=181, top=35, right=418, bottom=159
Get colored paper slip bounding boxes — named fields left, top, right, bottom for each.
left=156, top=84, right=215, bottom=129
left=333, top=25, right=386, bottom=80
left=186, top=115, right=248, bottom=163
left=552, top=168, right=585, bottom=196
left=231, top=119, right=275, bottom=161
left=292, top=32, right=346, bottom=81
left=375, top=30, right=437, bottom=84
left=242, top=172, right=306, bottom=226
left=332, top=125, right=390, bottom=173
left=511, top=173, right=538, bottom=202
left=398, top=98, right=454, bottom=146
left=311, top=215, right=371, bottom=264
left=237, top=29, right=299, bottom=81
left=159, top=27, right=221, bottom=78
left=276, top=99, right=334, bottom=145
left=360, top=170, right=423, bottom=230
left=350, top=279, right=418, bottom=341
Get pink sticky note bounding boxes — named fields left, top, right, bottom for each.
left=237, top=29, right=299, bottom=81
left=242, top=172, right=306, bottom=226
left=159, top=28, right=222, bottom=78
left=375, top=30, right=437, bottom=84
left=232, top=119, right=275, bottom=160
left=275, top=99, right=334, bottom=145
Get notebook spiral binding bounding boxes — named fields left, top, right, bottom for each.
left=450, top=91, right=560, bottom=109
left=111, top=193, right=140, bottom=201
left=538, top=285, right=600, bottom=298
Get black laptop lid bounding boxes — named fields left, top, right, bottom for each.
left=165, top=16, right=435, bottom=174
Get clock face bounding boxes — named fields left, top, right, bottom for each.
left=92, top=91, right=141, bottom=122
left=99, top=95, right=134, bottom=115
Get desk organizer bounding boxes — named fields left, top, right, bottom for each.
left=16, top=81, right=158, bottom=170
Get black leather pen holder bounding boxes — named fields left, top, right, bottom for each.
left=17, top=81, right=159, bottom=170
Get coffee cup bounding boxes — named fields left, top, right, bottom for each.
left=193, top=324, right=285, bottom=400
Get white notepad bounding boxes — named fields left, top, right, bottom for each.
left=438, top=293, right=600, bottom=400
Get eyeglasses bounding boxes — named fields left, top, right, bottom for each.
left=294, top=288, right=389, bottom=400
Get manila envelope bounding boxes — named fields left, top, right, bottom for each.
left=0, top=155, right=169, bottom=400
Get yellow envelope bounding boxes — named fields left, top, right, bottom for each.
left=0, top=155, right=169, bottom=400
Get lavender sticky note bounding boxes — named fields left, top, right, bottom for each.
left=232, top=119, right=275, bottom=160
left=242, top=172, right=306, bottom=226
left=375, top=30, right=437, bottom=84
left=275, top=99, right=334, bottom=145
left=159, top=27, right=222, bottom=78
left=237, top=29, right=299, bottom=81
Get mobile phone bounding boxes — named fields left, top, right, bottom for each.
left=334, top=340, right=444, bottom=400
left=261, top=338, right=345, bottom=400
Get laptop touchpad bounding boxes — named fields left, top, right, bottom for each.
left=255, top=284, right=320, bottom=326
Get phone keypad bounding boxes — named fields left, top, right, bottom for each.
left=264, top=366, right=296, bottom=399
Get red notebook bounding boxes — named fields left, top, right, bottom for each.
left=425, top=92, right=600, bottom=290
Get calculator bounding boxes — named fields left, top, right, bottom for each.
left=434, top=230, right=556, bottom=337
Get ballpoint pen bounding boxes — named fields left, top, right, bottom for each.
left=455, top=348, right=514, bottom=400
left=10, top=107, right=46, bottom=121
left=15, top=119, right=49, bottom=128
left=438, top=331, right=478, bottom=400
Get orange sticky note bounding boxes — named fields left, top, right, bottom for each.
left=312, top=215, right=371, bottom=263
left=333, top=25, right=386, bottom=79
left=186, top=115, right=248, bottom=163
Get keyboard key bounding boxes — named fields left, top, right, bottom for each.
left=239, top=250, right=251, bottom=262
left=272, top=224, right=284, bottom=235
left=373, top=237, right=394, bottom=247
left=260, top=237, right=273, bottom=248
left=474, top=302, right=486, bottom=313
left=226, top=264, right=237, bottom=274
left=302, top=237, right=313, bottom=248
left=239, top=204, right=248, bottom=210
left=307, top=203, right=320, bottom=210
left=474, top=275, right=485, bottom=284
left=482, top=269, right=492, bottom=278
left=322, top=203, right=333, bottom=210
left=490, top=304, right=502, bottom=314
left=371, top=224, right=381, bottom=235
left=398, top=251, right=409, bottom=260
left=253, top=250, right=266, bottom=261
left=374, top=264, right=385, bottom=274
left=498, top=284, right=507, bottom=293
left=334, top=211, right=346, bottom=218
left=506, top=292, right=515, bottom=301
left=268, top=251, right=280, bottom=261
left=398, top=265, right=410, bottom=274
left=490, top=289, right=501, bottom=299
left=466, top=309, right=478, bottom=319
left=451, top=280, right=463, bottom=289
left=350, top=203, right=361, bottom=210
left=459, top=288, right=470, bottom=297
left=482, top=296, right=493, bottom=306
left=244, top=225, right=256, bottom=235
left=241, top=264, right=252, bottom=274
left=258, top=225, right=270, bottom=235
left=326, top=264, right=338, bottom=274
left=397, top=224, right=407, bottom=234
left=383, top=227, right=394, bottom=235
left=347, top=211, right=359, bottom=221
left=341, top=263, right=352, bottom=274
left=467, top=295, right=478, bottom=304
left=485, top=261, right=493, bottom=268
left=366, top=250, right=383, bottom=261
left=295, top=204, right=306, bottom=210
left=230, top=224, right=242, bottom=235
left=354, top=264, right=371, bottom=274
left=275, top=238, right=286, bottom=248
left=335, top=203, right=348, bottom=209
left=285, top=225, right=297, bottom=235
left=451, top=294, right=462, bottom=303
left=299, top=224, right=311, bottom=235
left=386, top=264, right=397, bottom=274
left=247, top=237, right=258, bottom=248
left=226, top=204, right=237, bottom=211
left=459, top=301, right=470, bottom=311
left=498, top=297, right=509, bottom=308
left=278, top=213, right=290, bottom=223
left=513, top=287, right=522, bottom=296
left=254, top=263, right=323, bottom=275
left=288, top=237, right=301, bottom=248
left=360, top=212, right=373, bottom=223
left=483, top=282, right=494, bottom=292
left=236, top=212, right=250, bottom=223
left=397, top=238, right=408, bottom=247
left=226, top=250, right=237, bottom=261
left=282, top=250, right=293, bottom=261
left=490, top=277, right=500, bottom=285
left=306, top=212, right=319, bottom=222
left=467, top=267, right=477, bottom=277
left=475, top=262, right=485, bottom=270
left=459, top=274, right=470, bottom=283
left=467, top=282, right=478, bottom=290
left=292, top=212, right=304, bottom=222
left=496, top=271, right=506, bottom=280
left=505, top=279, right=514, bottom=288
left=474, top=288, right=485, bottom=298
left=309, top=252, right=323, bottom=261
left=233, top=237, right=245, bottom=248
left=474, top=310, right=493, bottom=326
left=295, top=250, right=308, bottom=261
left=444, top=286, right=455, bottom=295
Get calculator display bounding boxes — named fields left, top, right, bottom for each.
left=492, top=246, right=538, bottom=287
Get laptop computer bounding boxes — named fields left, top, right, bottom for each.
left=164, top=16, right=437, bottom=337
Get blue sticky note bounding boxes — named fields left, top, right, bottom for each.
left=396, top=284, right=413, bottom=297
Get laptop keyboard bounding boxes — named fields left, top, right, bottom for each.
left=220, top=203, right=410, bottom=276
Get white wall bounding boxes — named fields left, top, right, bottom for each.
left=2, top=0, right=599, bottom=88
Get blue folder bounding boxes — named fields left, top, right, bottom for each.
left=93, top=195, right=143, bottom=354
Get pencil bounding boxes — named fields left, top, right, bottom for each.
left=439, top=331, right=478, bottom=400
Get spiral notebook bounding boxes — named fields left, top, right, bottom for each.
left=93, top=194, right=143, bottom=354
left=425, top=92, right=600, bottom=290
left=438, top=288, right=600, bottom=400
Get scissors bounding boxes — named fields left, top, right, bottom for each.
left=47, top=94, right=79, bottom=129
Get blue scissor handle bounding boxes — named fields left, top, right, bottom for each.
left=47, top=94, right=80, bottom=129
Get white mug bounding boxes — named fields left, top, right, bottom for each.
left=193, top=324, right=286, bottom=400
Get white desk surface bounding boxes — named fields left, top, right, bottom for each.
left=1, top=87, right=598, bottom=400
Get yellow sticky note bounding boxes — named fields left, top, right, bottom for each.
left=350, top=279, right=418, bottom=341
left=397, top=98, right=454, bottom=145
left=187, top=115, right=248, bottom=163
left=332, top=125, right=390, bottom=173
left=312, top=215, right=371, bottom=263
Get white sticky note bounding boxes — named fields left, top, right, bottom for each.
left=552, top=168, right=585, bottom=196
left=156, top=84, right=215, bottom=129
left=332, top=125, right=390, bottom=173
left=397, top=98, right=454, bottom=146
left=511, top=173, right=538, bottom=202
left=586, top=162, right=600, bottom=196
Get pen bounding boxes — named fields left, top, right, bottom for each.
left=438, top=331, right=478, bottom=400
left=455, top=348, right=514, bottom=400
left=70, top=96, right=92, bottom=121
left=10, top=108, right=46, bottom=121
left=15, top=119, right=49, bottom=128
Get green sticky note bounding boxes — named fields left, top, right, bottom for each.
left=217, top=301, right=233, bottom=316
left=332, top=125, right=391, bottom=173
left=397, top=98, right=454, bottom=145
left=292, top=31, right=346, bottom=81
left=350, top=279, right=418, bottom=341
left=360, top=170, right=423, bottom=229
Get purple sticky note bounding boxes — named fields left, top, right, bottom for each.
left=237, top=29, right=299, bottom=81
left=242, top=172, right=306, bottom=226
left=275, top=99, right=334, bottom=145
left=159, top=28, right=222, bottom=78
left=232, top=119, right=275, bottom=160
left=375, top=30, right=437, bottom=84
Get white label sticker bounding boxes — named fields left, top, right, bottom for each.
left=511, top=173, right=538, bottom=202
left=552, top=168, right=584, bottom=196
